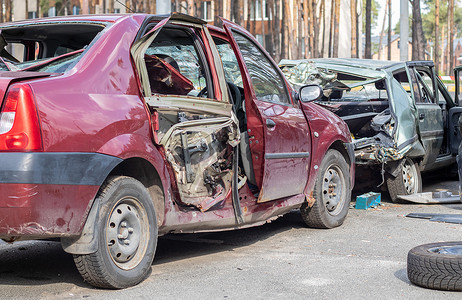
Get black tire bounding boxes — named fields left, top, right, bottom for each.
left=407, top=242, right=462, bottom=291
left=386, top=158, right=422, bottom=203
left=301, top=149, right=351, bottom=229
left=73, top=176, right=158, bottom=289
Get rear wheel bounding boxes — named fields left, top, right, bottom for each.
left=73, top=176, right=158, bottom=289
left=301, top=149, right=351, bottom=229
left=387, top=158, right=422, bottom=203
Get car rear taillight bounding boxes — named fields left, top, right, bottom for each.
left=0, top=84, right=42, bottom=151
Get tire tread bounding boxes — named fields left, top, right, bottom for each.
left=72, top=176, right=156, bottom=289
left=407, top=242, right=462, bottom=291
left=300, top=149, right=351, bottom=229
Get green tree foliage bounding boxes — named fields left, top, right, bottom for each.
left=422, top=0, right=462, bottom=42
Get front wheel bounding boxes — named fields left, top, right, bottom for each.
left=386, top=158, right=422, bottom=203
left=73, top=176, right=158, bottom=289
left=301, top=149, right=351, bottom=229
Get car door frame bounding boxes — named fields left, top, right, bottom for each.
left=220, top=19, right=311, bottom=203
left=131, top=14, right=240, bottom=212
left=407, top=64, right=445, bottom=168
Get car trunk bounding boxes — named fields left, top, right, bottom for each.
left=0, top=71, right=51, bottom=100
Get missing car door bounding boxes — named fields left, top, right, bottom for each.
left=132, top=19, right=239, bottom=212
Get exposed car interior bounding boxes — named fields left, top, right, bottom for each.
left=140, top=25, right=240, bottom=212
left=0, top=23, right=105, bottom=72
left=144, top=26, right=211, bottom=98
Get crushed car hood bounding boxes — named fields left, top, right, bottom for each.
left=279, top=59, right=424, bottom=164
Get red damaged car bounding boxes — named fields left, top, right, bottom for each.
left=0, top=13, right=354, bottom=288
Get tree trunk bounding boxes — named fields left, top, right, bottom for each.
left=283, top=0, right=294, bottom=59
left=365, top=0, right=372, bottom=59
left=5, top=0, right=11, bottom=22
left=214, top=0, right=219, bottom=26
left=311, top=0, right=319, bottom=58
left=25, top=0, right=29, bottom=19
left=37, top=0, right=41, bottom=17
left=441, top=24, right=445, bottom=72
left=449, top=0, right=454, bottom=72
left=246, top=0, right=251, bottom=31
left=187, top=0, right=194, bottom=15
left=297, top=2, right=303, bottom=58
left=328, top=0, right=335, bottom=57
left=125, top=0, right=130, bottom=13
left=273, top=0, right=281, bottom=61
left=281, top=0, right=287, bottom=58
left=232, top=0, right=242, bottom=24
left=351, top=0, right=357, bottom=58
left=252, top=0, right=256, bottom=36
left=387, top=0, right=391, bottom=60
left=304, top=0, right=310, bottom=58
left=332, top=0, right=340, bottom=57
left=261, top=0, right=266, bottom=48
left=411, top=0, right=425, bottom=61
left=378, top=0, right=388, bottom=60
left=267, top=0, right=274, bottom=56
left=238, top=0, right=245, bottom=24
left=0, top=0, right=3, bottom=22
left=89, top=0, right=96, bottom=14
left=320, top=0, right=325, bottom=57
left=435, top=0, right=439, bottom=75
left=218, top=0, right=223, bottom=20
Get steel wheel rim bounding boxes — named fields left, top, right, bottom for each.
left=428, top=245, right=462, bottom=255
left=321, top=164, right=346, bottom=215
left=106, top=197, right=149, bottom=270
left=402, top=159, right=418, bottom=194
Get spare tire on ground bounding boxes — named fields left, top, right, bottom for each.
left=407, top=241, right=462, bottom=291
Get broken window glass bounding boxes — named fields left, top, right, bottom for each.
left=144, top=27, right=210, bottom=98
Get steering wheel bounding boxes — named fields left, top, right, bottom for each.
left=197, top=87, right=208, bottom=98
left=226, top=81, right=242, bottom=112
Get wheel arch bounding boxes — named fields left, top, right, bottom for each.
left=107, top=157, right=165, bottom=225
left=304, top=139, right=355, bottom=207
left=62, top=156, right=167, bottom=255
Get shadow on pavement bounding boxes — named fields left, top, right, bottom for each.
left=0, top=240, right=89, bottom=288
left=154, top=210, right=307, bottom=266
left=0, top=210, right=308, bottom=287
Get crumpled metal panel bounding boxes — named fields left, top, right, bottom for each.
left=159, top=112, right=239, bottom=212
left=280, top=59, right=426, bottom=164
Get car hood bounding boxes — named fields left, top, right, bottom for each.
left=280, top=59, right=425, bottom=163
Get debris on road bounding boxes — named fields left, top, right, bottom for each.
left=406, top=213, right=462, bottom=224
left=398, top=190, right=461, bottom=204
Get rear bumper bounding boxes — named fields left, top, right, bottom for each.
left=0, top=152, right=121, bottom=240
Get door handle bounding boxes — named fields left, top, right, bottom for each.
left=419, top=113, right=425, bottom=120
left=266, top=119, right=276, bottom=128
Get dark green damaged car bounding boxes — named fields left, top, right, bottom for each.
left=280, top=59, right=462, bottom=202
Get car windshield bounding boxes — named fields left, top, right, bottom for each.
left=0, top=22, right=105, bottom=73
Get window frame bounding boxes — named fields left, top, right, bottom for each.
left=230, top=29, right=293, bottom=106
left=139, top=23, right=215, bottom=100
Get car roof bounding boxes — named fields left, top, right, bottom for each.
left=0, top=12, right=208, bottom=27
left=280, top=58, right=435, bottom=76
left=0, top=14, right=135, bottom=27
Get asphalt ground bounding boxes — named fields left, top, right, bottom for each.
left=0, top=171, right=461, bottom=299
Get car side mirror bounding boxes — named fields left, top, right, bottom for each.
left=299, top=84, right=323, bottom=103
